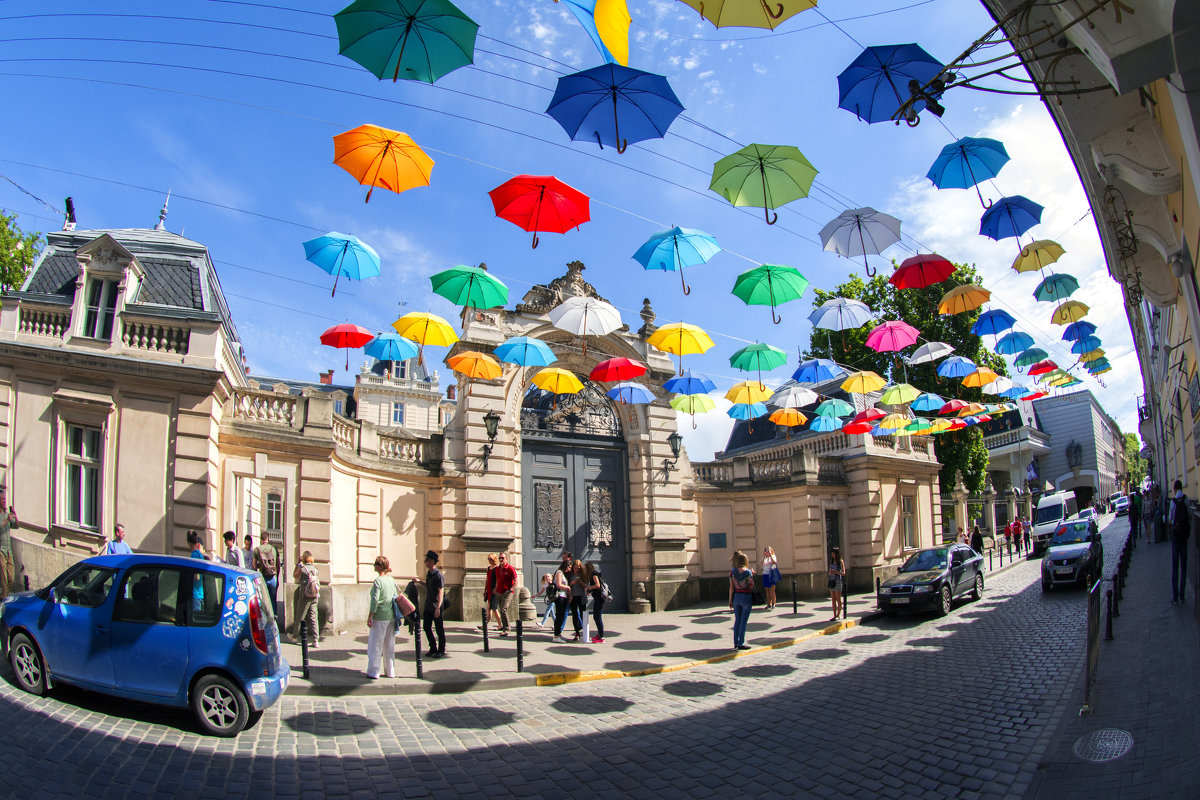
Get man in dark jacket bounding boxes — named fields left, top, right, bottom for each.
left=1169, top=480, right=1190, bottom=604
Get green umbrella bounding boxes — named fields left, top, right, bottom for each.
left=1014, top=346, right=1048, bottom=368
left=709, top=143, right=818, bottom=225
left=880, top=383, right=920, bottom=405
left=335, top=0, right=479, bottom=84
left=816, top=398, right=855, bottom=417
left=729, top=343, right=787, bottom=381
left=731, top=263, right=810, bottom=324
left=430, top=264, right=509, bottom=309
left=1033, top=272, right=1079, bottom=303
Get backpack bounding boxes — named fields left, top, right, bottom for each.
left=1173, top=496, right=1191, bottom=540
left=599, top=578, right=613, bottom=602
left=302, top=565, right=319, bottom=599
left=254, top=544, right=277, bottom=579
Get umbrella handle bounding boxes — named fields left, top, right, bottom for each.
left=681, top=270, right=691, bottom=296
left=531, top=232, right=540, bottom=249
left=764, top=208, right=778, bottom=225
left=365, top=186, right=374, bottom=203
left=761, top=0, right=784, bottom=19
left=692, top=415, right=697, bottom=430
left=864, top=262, right=877, bottom=277
left=771, top=305, right=782, bottom=325
left=976, top=184, right=992, bottom=209
left=617, top=138, right=628, bottom=155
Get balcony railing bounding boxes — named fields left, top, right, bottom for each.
left=18, top=305, right=70, bottom=339
left=231, top=389, right=298, bottom=428
left=121, top=319, right=190, bottom=355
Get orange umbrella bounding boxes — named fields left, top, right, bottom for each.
left=447, top=350, right=501, bottom=396
left=333, top=124, right=435, bottom=202
left=961, top=367, right=999, bottom=388
left=937, top=283, right=990, bottom=315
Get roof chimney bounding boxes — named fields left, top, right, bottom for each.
left=63, top=197, right=76, bottom=231
left=319, top=370, right=334, bottom=385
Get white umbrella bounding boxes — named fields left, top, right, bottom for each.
left=906, top=341, right=955, bottom=365
left=980, top=375, right=1014, bottom=395
left=549, top=296, right=622, bottom=355
left=818, top=207, right=903, bottom=276
left=769, top=383, right=819, bottom=409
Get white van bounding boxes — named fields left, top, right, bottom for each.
left=1032, top=491, right=1079, bottom=553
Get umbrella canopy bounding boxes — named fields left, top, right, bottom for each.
left=1070, top=335, right=1103, bottom=355
left=1014, top=347, right=1048, bottom=367
left=1062, top=320, right=1098, bottom=341
left=843, top=420, right=874, bottom=434
left=678, top=0, right=817, bottom=30
left=906, top=418, right=934, bottom=435
left=852, top=406, right=888, bottom=423
left=808, top=297, right=873, bottom=331
left=1028, top=359, right=1058, bottom=376
left=910, top=392, right=945, bottom=413
left=980, top=195, right=1043, bottom=241
left=607, top=381, right=655, bottom=404
left=956, top=402, right=986, bottom=417
left=938, top=284, right=990, bottom=315
left=939, top=398, right=970, bottom=415
left=980, top=375, right=1014, bottom=395
left=961, top=367, right=999, bottom=388
left=670, top=393, right=716, bottom=414
left=664, top=370, right=717, bottom=395
left=837, top=43, right=944, bottom=124
left=590, top=357, right=647, bottom=382
left=926, top=136, right=1009, bottom=206
left=971, top=308, right=1016, bottom=337
left=1012, top=239, right=1065, bottom=273
left=648, top=322, right=715, bottom=373
left=303, top=232, right=381, bottom=296
left=730, top=342, right=788, bottom=374
left=793, top=357, right=845, bottom=383
left=1085, top=358, right=1112, bottom=374
left=889, top=253, right=956, bottom=289
left=334, top=0, right=478, bottom=84
left=906, top=341, right=954, bottom=365
left=727, top=402, right=768, bottom=421
left=494, top=336, right=556, bottom=367
left=816, top=398, right=855, bottom=418
left=488, top=175, right=590, bottom=248
left=769, top=384, right=819, bottom=409
left=1033, top=272, right=1080, bottom=303
left=446, top=350, right=502, bottom=380
left=709, top=143, right=818, bottom=225
left=392, top=311, right=458, bottom=346
left=549, top=296, right=622, bottom=338
left=546, top=63, right=684, bottom=153
left=995, top=331, right=1034, bottom=355
left=769, top=408, right=808, bottom=427
left=879, top=383, right=920, bottom=405
left=725, top=381, right=771, bottom=405
left=364, top=331, right=419, bottom=362
left=429, top=264, right=509, bottom=309
left=999, top=385, right=1031, bottom=399
left=841, top=370, right=886, bottom=394
left=810, top=415, right=844, bottom=433
left=818, top=207, right=903, bottom=277
left=936, top=355, right=977, bottom=378
left=633, top=226, right=720, bottom=295
left=731, top=263, right=810, bottom=324
left=1078, top=347, right=1106, bottom=362
left=865, top=320, right=920, bottom=353
left=1051, top=300, right=1089, bottom=325
left=559, top=0, right=631, bottom=65
left=532, top=368, right=584, bottom=395
left=878, top=412, right=911, bottom=430
left=333, top=124, right=434, bottom=203
left=321, top=323, right=373, bottom=369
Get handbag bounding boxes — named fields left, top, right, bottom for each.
left=393, top=592, right=416, bottom=621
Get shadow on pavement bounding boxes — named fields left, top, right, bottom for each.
left=283, top=710, right=377, bottom=736
left=551, top=695, right=635, bottom=714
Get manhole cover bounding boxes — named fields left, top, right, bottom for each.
left=1073, top=729, right=1133, bottom=762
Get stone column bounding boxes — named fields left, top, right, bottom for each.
left=953, top=473, right=968, bottom=540
left=984, top=475, right=997, bottom=540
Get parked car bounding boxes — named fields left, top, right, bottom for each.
left=1, top=554, right=289, bottom=736
left=877, top=544, right=984, bottom=617
left=1113, top=495, right=1130, bottom=516
left=1077, top=507, right=1100, bottom=534
left=1041, top=520, right=1104, bottom=591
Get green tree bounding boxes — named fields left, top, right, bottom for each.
left=806, top=263, right=1006, bottom=494
left=1123, top=432, right=1147, bottom=488
left=0, top=211, right=41, bottom=292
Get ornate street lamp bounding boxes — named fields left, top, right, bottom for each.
left=663, top=430, right=683, bottom=480
left=481, top=409, right=501, bottom=472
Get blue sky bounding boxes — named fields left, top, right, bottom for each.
left=0, top=0, right=1139, bottom=459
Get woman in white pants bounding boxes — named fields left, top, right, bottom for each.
left=365, top=555, right=398, bottom=679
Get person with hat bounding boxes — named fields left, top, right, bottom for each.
left=423, top=550, right=446, bottom=658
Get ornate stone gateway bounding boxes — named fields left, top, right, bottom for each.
left=521, top=384, right=629, bottom=610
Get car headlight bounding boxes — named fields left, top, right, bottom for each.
left=1041, top=556, right=1052, bottom=569
left=913, top=584, right=934, bottom=593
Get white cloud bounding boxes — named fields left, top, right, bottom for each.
left=678, top=397, right=734, bottom=461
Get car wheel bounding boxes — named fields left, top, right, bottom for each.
left=1042, top=579, right=1051, bottom=592
left=9, top=633, right=47, bottom=696
left=971, top=573, right=984, bottom=601
left=192, top=674, right=250, bottom=737
left=937, top=585, right=952, bottom=617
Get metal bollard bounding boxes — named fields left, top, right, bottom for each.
left=843, top=580, right=848, bottom=620
left=1112, top=577, right=1121, bottom=616
left=300, top=618, right=310, bottom=680
left=1105, top=589, right=1114, bottom=640
left=23, top=575, right=29, bottom=591
left=516, top=618, right=524, bottom=673
left=792, top=579, right=798, bottom=615
left=988, top=549, right=993, bottom=571
left=481, top=607, right=489, bottom=653
left=875, top=576, right=881, bottom=608
left=414, top=609, right=424, bottom=680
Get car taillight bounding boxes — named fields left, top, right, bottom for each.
left=248, top=594, right=269, bottom=655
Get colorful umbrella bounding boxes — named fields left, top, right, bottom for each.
left=333, top=0, right=478, bottom=83
left=1051, top=300, right=1089, bottom=325
left=936, top=356, right=977, bottom=378
left=852, top=406, right=887, bottom=424
left=926, top=136, right=1010, bottom=206
left=865, top=320, right=920, bottom=353
left=980, top=195, right=1043, bottom=242
left=494, top=336, right=556, bottom=367
left=1028, top=359, right=1058, bottom=376
left=808, top=297, right=873, bottom=331
left=1078, top=348, right=1106, bottom=362
left=879, top=383, right=920, bottom=405
left=961, top=367, right=999, bottom=388
left=549, top=296, right=622, bottom=356
left=303, top=232, right=381, bottom=297
left=488, top=174, right=590, bottom=248
left=793, top=357, right=845, bottom=383
left=971, top=308, right=1016, bottom=337
left=906, top=341, right=954, bottom=365
left=843, top=420, right=874, bottom=434
left=889, top=253, right=956, bottom=289
left=364, top=331, right=419, bottom=362
left=590, top=357, right=646, bottom=382
left=1014, top=347, right=1048, bottom=368
left=999, top=385, right=1031, bottom=399
left=709, top=143, right=818, bottom=225
left=333, top=124, right=434, bottom=203
left=910, top=392, right=945, bottom=413
left=995, top=331, right=1034, bottom=355
left=810, top=415, right=844, bottom=433
left=956, top=402, right=986, bottom=417
left=430, top=264, right=508, bottom=309
left=841, top=370, right=886, bottom=394
left=1033, top=273, right=1080, bottom=303
left=678, top=0, right=817, bottom=30
left=769, top=384, right=819, bottom=409
left=728, top=402, right=768, bottom=421
left=446, top=350, right=502, bottom=388
left=664, top=370, right=717, bottom=395
left=878, top=413, right=911, bottom=430
left=1070, top=336, right=1103, bottom=355
left=607, top=381, right=655, bottom=404
left=532, top=368, right=584, bottom=395
left=980, top=376, right=1014, bottom=395
left=731, top=263, right=809, bottom=324
left=938, top=284, right=990, bottom=315
left=837, top=43, right=944, bottom=125
left=818, top=207, right=903, bottom=277
left=633, top=226, right=720, bottom=295
left=558, top=0, right=631, bottom=65
left=1023, top=390, right=1049, bottom=400
left=392, top=311, right=459, bottom=365
left=769, top=408, right=808, bottom=428
left=547, top=64, right=684, bottom=153
left=725, top=381, right=771, bottom=405
left=730, top=342, right=788, bottom=375
left=321, top=323, right=373, bottom=370
left=647, top=322, right=715, bottom=373
left=1084, top=358, right=1112, bottom=374
left=906, top=418, right=934, bottom=435
left=1012, top=239, right=1065, bottom=273
left=670, top=393, right=716, bottom=414
left=816, top=398, right=855, bottom=417
left=938, top=398, right=970, bottom=415
left=1061, top=321, right=1098, bottom=342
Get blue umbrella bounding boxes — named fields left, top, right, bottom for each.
left=1070, top=335, right=1103, bottom=354
left=792, top=357, right=845, bottom=383
left=999, top=385, right=1030, bottom=399
left=926, top=136, right=1010, bottom=206
left=364, top=331, right=419, bottom=362
left=664, top=369, right=717, bottom=395
left=980, top=195, right=1043, bottom=242
left=996, top=330, right=1034, bottom=355
left=607, top=381, right=655, bottom=404
left=303, top=232, right=381, bottom=296
left=1061, top=320, right=1098, bottom=341
left=727, top=402, right=767, bottom=421
left=910, top=392, right=945, bottom=413
left=546, top=63, right=684, bottom=153
left=837, top=43, right=944, bottom=125
left=972, top=309, right=1016, bottom=337
left=937, top=355, right=977, bottom=378
left=1085, top=358, right=1111, bottom=374
left=633, top=226, right=720, bottom=295
left=494, top=336, right=556, bottom=366
left=810, top=415, right=844, bottom=432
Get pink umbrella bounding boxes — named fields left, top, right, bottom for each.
left=865, top=320, right=920, bottom=353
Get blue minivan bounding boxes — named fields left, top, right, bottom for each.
left=2, top=554, right=289, bottom=736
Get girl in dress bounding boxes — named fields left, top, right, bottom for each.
left=761, top=546, right=779, bottom=610
left=828, top=547, right=846, bottom=622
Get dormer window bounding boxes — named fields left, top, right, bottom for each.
left=82, top=278, right=119, bottom=340
left=394, top=361, right=407, bottom=380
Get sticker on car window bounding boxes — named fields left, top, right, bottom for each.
left=235, top=577, right=251, bottom=597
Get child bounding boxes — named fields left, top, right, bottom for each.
left=536, top=573, right=557, bottom=628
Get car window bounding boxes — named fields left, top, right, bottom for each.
left=54, top=565, right=118, bottom=608
left=1050, top=523, right=1090, bottom=545
left=115, top=567, right=184, bottom=624
left=901, top=548, right=948, bottom=572
left=1035, top=503, right=1064, bottom=524
left=189, top=569, right=226, bottom=627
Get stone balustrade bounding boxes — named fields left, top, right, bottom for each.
left=749, top=457, right=791, bottom=482
left=121, top=319, right=190, bottom=355
left=379, top=433, right=425, bottom=464
left=693, top=462, right=732, bottom=483
left=19, top=305, right=70, bottom=339
left=332, top=414, right=360, bottom=451
left=232, top=389, right=298, bottom=427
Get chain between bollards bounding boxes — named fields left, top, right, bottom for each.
left=792, top=578, right=798, bottom=615
left=516, top=618, right=524, bottom=673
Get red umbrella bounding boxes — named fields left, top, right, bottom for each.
left=1028, top=359, right=1058, bottom=376
left=938, top=398, right=970, bottom=415
left=589, top=357, right=647, bottom=382
left=889, top=253, right=956, bottom=289
left=865, top=320, right=920, bottom=353
left=947, top=418, right=968, bottom=430
left=843, top=420, right=874, bottom=434
left=852, top=406, right=887, bottom=424
left=321, top=323, right=373, bottom=370
left=1023, top=389, right=1048, bottom=400
left=488, top=174, right=590, bottom=248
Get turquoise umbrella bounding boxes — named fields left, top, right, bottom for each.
left=730, top=343, right=788, bottom=377
left=494, top=336, right=556, bottom=367
left=334, top=0, right=479, bottom=84
left=910, top=392, right=945, bottom=413
left=633, top=227, right=720, bottom=295
left=996, top=331, right=1034, bottom=355
left=1033, top=273, right=1080, bottom=303
left=727, top=402, right=768, bottom=420
left=1014, top=347, right=1048, bottom=368
left=816, top=398, right=855, bottom=417
left=364, top=331, right=419, bottom=362
left=810, top=415, right=844, bottom=432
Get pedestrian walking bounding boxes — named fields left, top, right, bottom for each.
left=0, top=485, right=17, bottom=594
left=490, top=551, right=517, bottom=635
left=970, top=524, right=984, bottom=556
left=222, top=530, right=246, bottom=568
left=253, top=533, right=280, bottom=618
left=586, top=562, right=606, bottom=643
left=1169, top=480, right=1190, bottom=604
left=569, top=559, right=590, bottom=642
left=728, top=551, right=755, bottom=651
left=828, top=546, right=846, bottom=621
left=536, top=573, right=557, bottom=628
left=480, top=553, right=500, bottom=632
left=102, top=523, right=132, bottom=556
left=551, top=555, right=572, bottom=643
left=365, top=555, right=397, bottom=678
left=761, top=546, right=780, bottom=609
left=242, top=534, right=255, bottom=570
left=290, top=550, right=320, bottom=648
left=1130, top=489, right=1143, bottom=541
left=1022, top=515, right=1032, bottom=551
left=423, top=550, right=446, bottom=658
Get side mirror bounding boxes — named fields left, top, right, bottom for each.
left=48, top=586, right=56, bottom=602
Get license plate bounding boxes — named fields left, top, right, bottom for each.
left=890, top=597, right=909, bottom=604
left=1055, top=567, right=1073, bottom=575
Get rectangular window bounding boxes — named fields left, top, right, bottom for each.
left=395, top=361, right=407, bottom=379
left=56, top=564, right=117, bottom=608
left=265, top=493, right=282, bottom=533
left=334, top=399, right=344, bottom=415
left=392, top=402, right=405, bottom=425
left=65, top=424, right=102, bottom=530
left=902, top=495, right=917, bottom=549
left=82, top=278, right=119, bottom=340
left=115, top=567, right=183, bottom=624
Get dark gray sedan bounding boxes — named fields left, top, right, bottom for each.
left=1041, top=520, right=1104, bottom=590
left=877, top=544, right=985, bottom=617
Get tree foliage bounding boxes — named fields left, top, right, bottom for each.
left=0, top=212, right=41, bottom=293
left=1123, top=432, right=1147, bottom=488
left=805, top=263, right=1006, bottom=495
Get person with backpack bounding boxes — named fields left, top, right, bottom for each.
left=1169, top=480, right=1191, bottom=604
left=728, top=551, right=755, bottom=651
left=585, top=561, right=608, bottom=644
left=253, top=533, right=280, bottom=617
left=290, top=550, right=320, bottom=648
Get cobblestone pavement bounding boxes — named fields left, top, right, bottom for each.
left=0, top=518, right=1163, bottom=800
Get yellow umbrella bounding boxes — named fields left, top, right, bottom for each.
left=532, top=367, right=584, bottom=395
left=647, top=322, right=715, bottom=373
left=938, top=284, right=991, bottom=315
left=446, top=351, right=501, bottom=380
left=678, top=0, right=817, bottom=30
left=725, top=380, right=771, bottom=404
left=1011, top=239, right=1065, bottom=273
left=956, top=402, right=986, bottom=417
left=841, top=370, right=886, bottom=394
left=769, top=408, right=807, bottom=427
left=928, top=418, right=953, bottom=434
left=1051, top=300, right=1089, bottom=325
left=393, top=311, right=458, bottom=365
left=878, top=413, right=911, bottom=430
left=333, top=124, right=434, bottom=203
left=1079, top=348, right=1105, bottom=362
left=961, top=367, right=999, bottom=388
